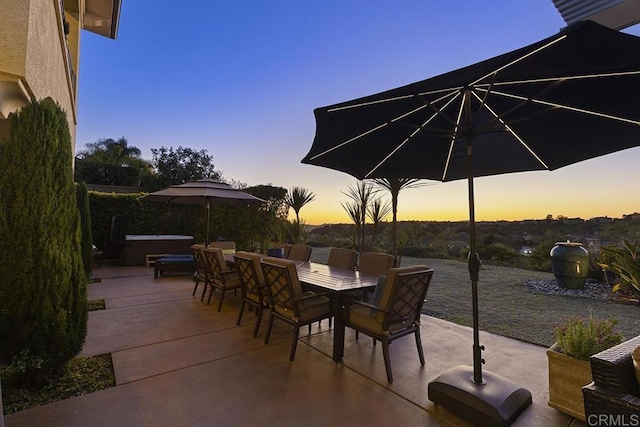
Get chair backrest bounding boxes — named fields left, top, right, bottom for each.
left=271, top=243, right=291, bottom=258
left=377, top=265, right=434, bottom=331
left=191, top=244, right=209, bottom=278
left=327, top=248, right=358, bottom=270
left=358, top=252, right=395, bottom=277
left=287, top=244, right=312, bottom=262
left=209, top=241, right=236, bottom=253
left=203, top=247, right=230, bottom=284
left=261, top=257, right=303, bottom=317
left=234, top=251, right=266, bottom=297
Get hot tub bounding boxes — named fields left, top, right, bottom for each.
left=119, top=235, right=194, bottom=266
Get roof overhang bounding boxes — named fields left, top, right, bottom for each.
left=82, top=0, right=122, bottom=39
left=0, top=73, right=30, bottom=119
left=552, top=0, right=640, bottom=30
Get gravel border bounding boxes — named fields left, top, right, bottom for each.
left=523, top=278, right=612, bottom=300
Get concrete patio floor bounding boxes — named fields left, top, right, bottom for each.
left=5, top=262, right=586, bottom=426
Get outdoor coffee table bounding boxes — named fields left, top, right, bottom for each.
left=154, top=254, right=195, bottom=278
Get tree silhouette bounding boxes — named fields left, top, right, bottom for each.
left=373, top=178, right=432, bottom=263
left=285, top=186, right=316, bottom=224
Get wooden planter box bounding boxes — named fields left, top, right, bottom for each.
left=547, top=343, right=592, bottom=421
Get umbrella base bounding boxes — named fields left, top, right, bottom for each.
left=428, top=365, right=532, bottom=427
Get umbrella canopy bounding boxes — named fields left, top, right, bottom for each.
left=302, top=20, right=640, bottom=425
left=303, top=20, right=640, bottom=182
left=143, top=178, right=265, bottom=245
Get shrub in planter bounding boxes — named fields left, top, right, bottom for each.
left=555, top=316, right=624, bottom=361
left=547, top=315, right=624, bottom=420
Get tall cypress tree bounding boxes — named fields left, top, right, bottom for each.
left=0, top=98, right=87, bottom=383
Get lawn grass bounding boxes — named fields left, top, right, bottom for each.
left=310, top=247, right=639, bottom=347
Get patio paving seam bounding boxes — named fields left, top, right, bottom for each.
left=103, top=295, right=195, bottom=308
left=114, top=339, right=294, bottom=385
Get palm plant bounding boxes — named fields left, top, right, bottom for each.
left=343, top=181, right=376, bottom=253
left=373, top=178, right=431, bottom=263
left=341, top=200, right=362, bottom=251
left=285, top=218, right=309, bottom=244
left=397, top=227, right=410, bottom=266
left=285, top=187, right=316, bottom=224
left=367, top=197, right=391, bottom=250
left=599, top=241, right=640, bottom=296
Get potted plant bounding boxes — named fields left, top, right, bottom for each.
left=547, top=314, right=624, bottom=420
left=599, top=240, right=640, bottom=298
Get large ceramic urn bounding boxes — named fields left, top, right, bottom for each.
left=550, top=242, right=589, bottom=290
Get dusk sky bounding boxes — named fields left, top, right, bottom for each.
left=76, top=1, right=640, bottom=224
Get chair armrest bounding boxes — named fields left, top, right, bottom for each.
left=350, top=300, right=390, bottom=313
left=220, top=270, right=238, bottom=277
left=293, top=292, right=329, bottom=302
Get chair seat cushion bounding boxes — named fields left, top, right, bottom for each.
left=218, top=272, right=241, bottom=289
left=298, top=293, right=330, bottom=322
left=349, top=304, right=416, bottom=336
left=275, top=293, right=330, bottom=322
left=349, top=305, right=383, bottom=335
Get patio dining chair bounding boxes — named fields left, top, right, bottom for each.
left=234, top=251, right=270, bottom=337
left=358, top=252, right=395, bottom=276
left=357, top=251, right=395, bottom=303
left=202, top=247, right=242, bottom=311
left=345, top=265, right=434, bottom=382
left=261, top=257, right=332, bottom=361
left=209, top=240, right=236, bottom=254
left=191, top=244, right=211, bottom=299
left=327, top=248, right=358, bottom=270
left=270, top=242, right=291, bottom=258
left=286, top=244, right=312, bottom=262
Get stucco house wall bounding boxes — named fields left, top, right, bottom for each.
left=0, top=0, right=119, bottom=153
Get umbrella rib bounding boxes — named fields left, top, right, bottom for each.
left=415, top=90, right=463, bottom=129
left=470, top=35, right=567, bottom=87
left=470, top=91, right=550, bottom=169
left=326, top=86, right=464, bottom=113
left=442, top=95, right=466, bottom=180
left=488, top=89, right=640, bottom=125
left=471, top=78, right=566, bottom=130
left=310, top=92, right=461, bottom=161
left=363, top=92, right=463, bottom=178
left=475, top=70, right=640, bottom=88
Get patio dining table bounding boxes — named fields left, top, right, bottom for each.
left=223, top=254, right=380, bottom=362
left=296, top=262, right=379, bottom=363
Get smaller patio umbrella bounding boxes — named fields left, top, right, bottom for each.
left=142, top=178, right=265, bottom=246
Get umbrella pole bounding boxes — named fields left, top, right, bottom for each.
left=205, top=201, right=211, bottom=247
left=427, top=96, right=532, bottom=426
left=466, top=138, right=484, bottom=385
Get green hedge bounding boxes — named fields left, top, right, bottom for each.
left=89, top=190, right=287, bottom=256
left=76, top=182, right=93, bottom=275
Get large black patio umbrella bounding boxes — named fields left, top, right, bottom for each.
left=302, top=20, right=640, bottom=426
left=142, top=178, right=265, bottom=246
